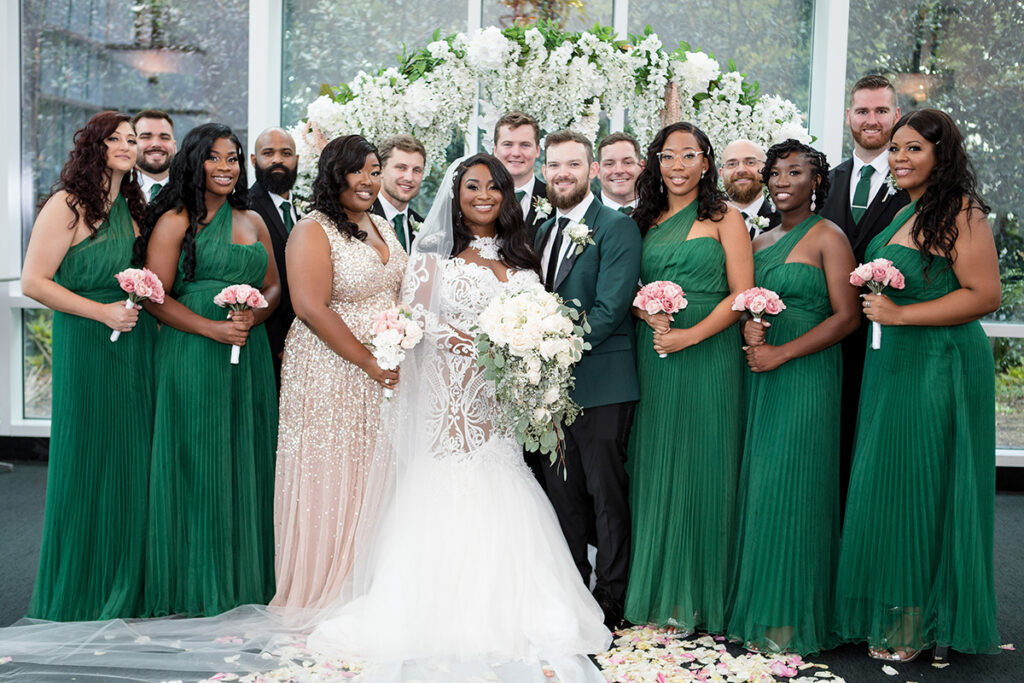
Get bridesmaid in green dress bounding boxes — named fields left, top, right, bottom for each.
left=139, top=123, right=281, bottom=616
left=726, top=140, right=859, bottom=654
left=625, top=122, right=753, bottom=633
left=21, top=111, right=156, bottom=620
left=835, top=109, right=1001, bottom=660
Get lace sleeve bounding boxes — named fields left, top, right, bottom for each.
left=401, top=251, right=476, bottom=357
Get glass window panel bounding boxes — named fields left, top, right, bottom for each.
left=282, top=0, right=465, bottom=126
left=481, top=0, right=613, bottom=33
left=994, top=335, right=1024, bottom=450
left=22, top=309, right=53, bottom=420
left=846, top=1, right=1024, bottom=322
left=627, top=0, right=814, bottom=113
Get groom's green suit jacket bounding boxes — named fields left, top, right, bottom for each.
left=534, top=200, right=642, bottom=410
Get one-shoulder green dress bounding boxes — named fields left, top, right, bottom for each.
left=726, top=215, right=840, bottom=654
left=625, top=201, right=745, bottom=633
left=144, top=202, right=278, bottom=617
left=834, top=201, right=999, bottom=653
left=28, top=194, right=158, bottom=621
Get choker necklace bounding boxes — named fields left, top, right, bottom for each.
left=470, top=235, right=502, bottom=261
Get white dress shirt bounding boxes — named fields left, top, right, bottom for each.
left=600, top=192, right=637, bottom=211
left=377, top=193, right=411, bottom=246
left=730, top=195, right=768, bottom=237
left=850, top=151, right=891, bottom=210
left=541, top=193, right=595, bottom=284
left=138, top=172, right=167, bottom=202
left=515, top=176, right=537, bottom=220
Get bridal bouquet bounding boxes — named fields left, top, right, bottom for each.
left=213, top=284, right=269, bottom=364
left=633, top=280, right=687, bottom=358
left=731, top=287, right=786, bottom=324
left=368, top=306, right=424, bottom=398
left=475, top=285, right=591, bottom=469
left=111, top=267, right=165, bottom=342
left=850, top=258, right=906, bottom=350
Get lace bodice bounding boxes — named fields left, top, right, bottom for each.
left=401, top=253, right=539, bottom=462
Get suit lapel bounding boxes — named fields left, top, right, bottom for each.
left=553, top=200, right=602, bottom=292
left=253, top=184, right=288, bottom=244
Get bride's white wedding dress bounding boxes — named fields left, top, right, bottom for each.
left=307, top=247, right=611, bottom=680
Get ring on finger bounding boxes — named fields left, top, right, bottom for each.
left=865, top=301, right=871, bottom=308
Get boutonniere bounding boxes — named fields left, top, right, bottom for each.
left=409, top=216, right=422, bottom=235
left=533, top=196, right=552, bottom=220
left=751, top=215, right=770, bottom=232
left=882, top=172, right=899, bottom=202
left=565, top=219, right=595, bottom=255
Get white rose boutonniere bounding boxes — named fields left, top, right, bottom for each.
left=882, top=172, right=899, bottom=202
left=409, top=216, right=422, bottom=236
left=565, top=220, right=595, bottom=256
left=751, top=215, right=770, bottom=233
left=533, top=196, right=553, bottom=220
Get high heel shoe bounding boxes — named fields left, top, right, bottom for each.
left=868, top=645, right=921, bottom=662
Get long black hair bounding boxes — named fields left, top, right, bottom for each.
left=892, top=109, right=989, bottom=267
left=762, top=139, right=831, bottom=211
left=451, top=153, right=541, bottom=275
left=632, top=122, right=728, bottom=235
left=133, top=123, right=248, bottom=281
left=309, top=134, right=379, bottom=241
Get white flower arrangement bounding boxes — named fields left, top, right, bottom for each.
left=565, top=219, right=595, bottom=255
left=882, top=172, right=900, bottom=202
left=475, top=284, right=591, bottom=465
left=289, top=22, right=810, bottom=202
left=751, top=215, right=771, bottom=232
left=533, top=196, right=553, bottom=220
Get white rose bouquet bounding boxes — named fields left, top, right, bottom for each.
left=475, top=284, right=591, bottom=472
left=368, top=307, right=424, bottom=398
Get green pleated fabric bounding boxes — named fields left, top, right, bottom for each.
left=144, top=201, right=278, bottom=617
left=625, top=201, right=745, bottom=632
left=834, top=201, right=1000, bottom=653
left=726, top=215, right=841, bottom=654
left=28, top=194, right=157, bottom=621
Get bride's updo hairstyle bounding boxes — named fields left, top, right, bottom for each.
left=309, top=134, right=379, bottom=242
left=450, top=153, right=541, bottom=275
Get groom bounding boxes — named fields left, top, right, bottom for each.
left=534, top=129, right=642, bottom=628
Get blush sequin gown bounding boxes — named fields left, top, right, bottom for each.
left=271, top=211, right=407, bottom=609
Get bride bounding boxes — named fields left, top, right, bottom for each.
left=306, top=153, right=611, bottom=680
left=0, top=155, right=609, bottom=683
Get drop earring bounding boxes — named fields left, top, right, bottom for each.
left=810, top=190, right=817, bottom=213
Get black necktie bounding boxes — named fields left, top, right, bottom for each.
left=545, top=217, right=569, bottom=291
left=741, top=210, right=755, bottom=239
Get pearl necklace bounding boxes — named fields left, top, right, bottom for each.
left=470, top=235, right=502, bottom=261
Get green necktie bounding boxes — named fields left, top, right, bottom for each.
left=149, top=183, right=162, bottom=202
left=393, top=214, right=407, bottom=251
left=515, top=190, right=526, bottom=202
left=851, top=164, right=875, bottom=224
left=617, top=205, right=632, bottom=215
left=280, top=201, right=294, bottom=233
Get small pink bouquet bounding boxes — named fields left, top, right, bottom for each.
left=111, top=268, right=165, bottom=342
left=633, top=280, right=687, bottom=358
left=850, top=258, right=905, bottom=350
left=368, top=307, right=424, bottom=398
left=731, top=287, right=786, bottom=324
left=213, top=284, right=269, bottom=364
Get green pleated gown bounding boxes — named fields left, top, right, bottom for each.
left=726, top=215, right=840, bottom=654
left=144, top=201, right=278, bottom=617
left=625, top=201, right=745, bottom=633
left=28, top=194, right=157, bottom=621
left=834, top=201, right=999, bottom=653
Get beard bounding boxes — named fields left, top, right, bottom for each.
left=723, top=173, right=763, bottom=204
left=255, top=162, right=298, bottom=195
left=851, top=127, right=891, bottom=152
left=548, top=177, right=591, bottom=210
left=137, top=151, right=172, bottom=175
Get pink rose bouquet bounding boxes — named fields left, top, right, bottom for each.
left=731, top=287, right=786, bottom=324
left=850, top=258, right=905, bottom=350
left=213, top=284, right=269, bottom=364
left=633, top=280, right=687, bottom=358
left=110, top=268, right=165, bottom=342
left=368, top=306, right=424, bottom=398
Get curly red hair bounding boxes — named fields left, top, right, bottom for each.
left=55, top=110, right=146, bottom=237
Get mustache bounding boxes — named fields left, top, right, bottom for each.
left=265, top=163, right=290, bottom=173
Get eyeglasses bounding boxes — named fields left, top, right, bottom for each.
left=656, top=151, right=704, bottom=167
left=722, top=157, right=764, bottom=170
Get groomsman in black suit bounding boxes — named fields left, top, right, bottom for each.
left=597, top=132, right=644, bottom=215
left=249, top=127, right=299, bottom=386
left=369, top=135, right=426, bottom=251
left=131, top=110, right=176, bottom=202
left=494, top=112, right=549, bottom=239
left=719, top=138, right=780, bottom=239
left=819, top=74, right=909, bottom=513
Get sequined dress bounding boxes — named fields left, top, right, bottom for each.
left=306, top=248, right=610, bottom=679
left=272, top=211, right=407, bottom=609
